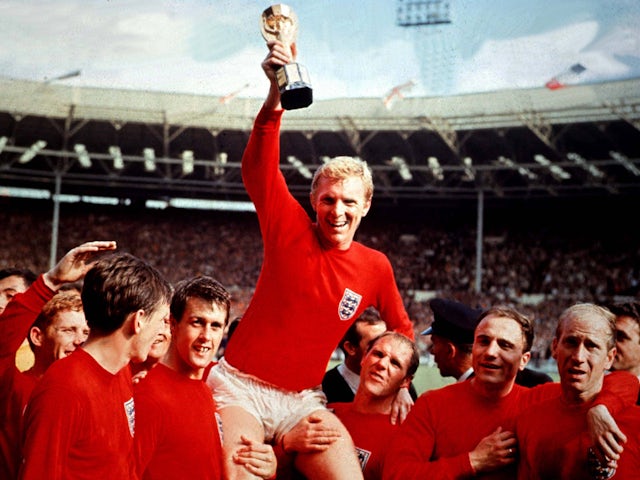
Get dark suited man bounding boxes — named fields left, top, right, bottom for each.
left=423, top=298, right=553, bottom=387
left=322, top=307, right=418, bottom=402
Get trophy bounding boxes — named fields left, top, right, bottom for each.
left=261, top=4, right=312, bottom=110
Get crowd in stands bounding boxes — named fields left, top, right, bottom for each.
left=2, top=199, right=639, bottom=361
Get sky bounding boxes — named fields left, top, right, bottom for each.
left=0, top=0, right=639, bottom=101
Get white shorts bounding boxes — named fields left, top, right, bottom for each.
left=207, top=358, right=328, bottom=443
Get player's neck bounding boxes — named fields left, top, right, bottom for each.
left=353, top=390, right=394, bottom=415
left=470, top=376, right=515, bottom=399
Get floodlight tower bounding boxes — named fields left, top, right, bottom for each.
left=396, top=0, right=451, bottom=26
left=396, top=1, right=455, bottom=96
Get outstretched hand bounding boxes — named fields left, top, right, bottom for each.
left=43, top=241, right=117, bottom=290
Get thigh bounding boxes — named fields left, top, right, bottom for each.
left=218, top=405, right=265, bottom=480
left=293, top=410, right=364, bottom=480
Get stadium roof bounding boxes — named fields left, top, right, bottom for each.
left=0, top=76, right=639, bottom=208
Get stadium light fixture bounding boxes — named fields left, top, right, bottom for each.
left=566, top=152, right=604, bottom=179
left=143, top=148, right=156, bottom=172
left=610, top=151, right=640, bottom=176
left=0, top=136, right=7, bottom=154
left=287, top=155, right=313, bottom=179
left=19, top=140, right=47, bottom=164
left=109, top=146, right=124, bottom=170
left=390, top=156, right=413, bottom=181
left=462, top=156, right=475, bottom=181
left=533, top=154, right=570, bottom=180
left=74, top=144, right=92, bottom=168
left=397, top=0, right=451, bottom=26
left=497, top=155, right=537, bottom=180
left=182, top=150, right=194, bottom=175
left=214, top=152, right=227, bottom=175
left=427, top=156, right=444, bottom=181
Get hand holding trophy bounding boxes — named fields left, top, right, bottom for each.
left=261, top=4, right=312, bottom=110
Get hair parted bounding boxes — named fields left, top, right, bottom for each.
left=171, top=275, right=231, bottom=326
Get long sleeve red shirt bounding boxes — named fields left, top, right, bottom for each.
left=0, top=275, right=54, bottom=479
left=224, top=107, right=414, bottom=392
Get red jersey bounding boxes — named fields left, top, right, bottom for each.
left=0, top=275, right=53, bottom=479
left=134, top=363, right=224, bottom=480
left=330, top=402, right=398, bottom=480
left=383, top=372, right=638, bottom=480
left=517, top=398, right=640, bottom=479
left=224, top=107, right=414, bottom=392
left=20, top=348, right=136, bottom=480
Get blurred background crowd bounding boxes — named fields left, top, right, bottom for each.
left=2, top=199, right=638, bottom=366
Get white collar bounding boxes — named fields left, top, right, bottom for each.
left=337, top=362, right=360, bottom=393
left=458, top=367, right=474, bottom=382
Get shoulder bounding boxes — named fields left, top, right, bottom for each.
left=351, top=241, right=388, bottom=259
left=322, top=366, right=342, bottom=382
left=415, top=381, right=466, bottom=407
left=328, top=401, right=351, bottom=414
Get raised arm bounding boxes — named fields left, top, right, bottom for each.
left=0, top=240, right=116, bottom=366
left=42, top=240, right=117, bottom=290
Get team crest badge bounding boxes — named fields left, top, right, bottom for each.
left=124, top=397, right=135, bottom=437
left=338, top=288, right=362, bottom=321
left=356, top=447, right=371, bottom=470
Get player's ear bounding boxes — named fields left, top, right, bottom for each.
left=343, top=341, right=358, bottom=356
left=551, top=338, right=558, bottom=360
left=130, top=309, right=146, bottom=335
left=29, top=326, right=45, bottom=348
left=400, top=376, right=412, bottom=390
left=519, top=351, right=531, bottom=371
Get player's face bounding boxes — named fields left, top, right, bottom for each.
left=360, top=336, right=412, bottom=397
left=429, top=335, right=455, bottom=378
left=311, top=175, right=371, bottom=251
left=44, top=310, right=89, bottom=363
left=612, top=316, right=640, bottom=376
left=0, top=275, right=28, bottom=315
left=353, top=322, right=387, bottom=369
left=473, top=315, right=530, bottom=389
left=553, top=316, right=616, bottom=402
left=147, top=317, right=171, bottom=362
left=172, top=297, right=226, bottom=379
left=132, top=301, right=170, bottom=363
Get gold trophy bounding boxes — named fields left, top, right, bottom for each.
left=261, top=4, right=312, bottom=110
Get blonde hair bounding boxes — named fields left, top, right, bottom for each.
left=310, top=156, right=374, bottom=203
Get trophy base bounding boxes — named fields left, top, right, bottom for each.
left=277, top=63, right=313, bottom=110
